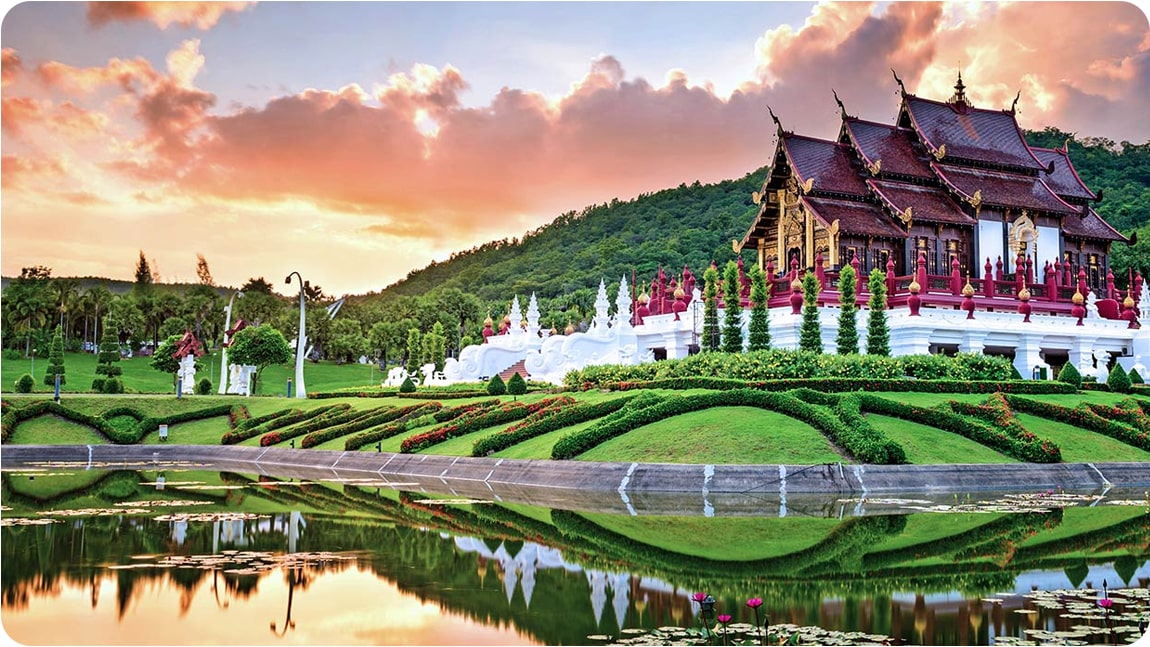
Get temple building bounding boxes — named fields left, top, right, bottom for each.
left=736, top=73, right=1127, bottom=293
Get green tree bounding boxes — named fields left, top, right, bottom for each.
left=327, top=318, right=366, bottom=364
left=487, top=373, right=507, bottom=396
left=3, top=266, right=53, bottom=355
left=1130, top=368, right=1144, bottom=384
left=702, top=264, right=720, bottom=351
left=368, top=321, right=405, bottom=367
left=159, top=316, right=190, bottom=340
left=107, top=295, right=145, bottom=351
left=507, top=372, right=527, bottom=398
left=1057, top=361, right=1082, bottom=389
left=399, top=376, right=416, bottom=393
left=228, top=324, right=292, bottom=395
left=428, top=321, right=447, bottom=372
left=1107, top=364, right=1132, bottom=393
left=195, top=253, right=215, bottom=286
left=799, top=272, right=823, bottom=354
left=721, top=261, right=744, bottom=353
left=866, top=269, right=891, bottom=356
left=149, top=334, right=202, bottom=388
left=94, top=323, right=122, bottom=389
left=747, top=263, right=771, bottom=351
left=405, top=328, right=422, bottom=376
left=133, top=250, right=154, bottom=298
left=836, top=264, right=859, bottom=355
left=43, top=325, right=66, bottom=386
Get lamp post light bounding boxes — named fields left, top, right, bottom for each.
left=701, top=594, right=717, bottom=637
left=218, top=290, right=244, bottom=394
left=285, top=272, right=307, bottom=398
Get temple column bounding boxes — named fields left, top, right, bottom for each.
left=1012, top=334, right=1046, bottom=380
left=959, top=330, right=987, bottom=355
left=1069, top=338, right=1094, bottom=378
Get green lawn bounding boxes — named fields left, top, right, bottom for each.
left=491, top=419, right=602, bottom=460
left=420, top=422, right=511, bottom=456
left=1016, top=506, right=1146, bottom=550
left=577, top=407, right=846, bottom=464
left=1014, top=413, right=1150, bottom=462
left=866, top=414, right=1016, bottom=464
left=7, top=414, right=109, bottom=445
left=865, top=513, right=1003, bottom=552
left=577, top=512, right=844, bottom=561
left=142, top=416, right=231, bottom=445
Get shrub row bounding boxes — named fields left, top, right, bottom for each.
left=309, top=389, right=400, bottom=399
left=259, top=404, right=356, bottom=447
left=603, top=377, right=1076, bottom=395
left=471, top=395, right=636, bottom=457
left=220, top=406, right=322, bottom=444
left=343, top=403, right=443, bottom=450
left=563, top=350, right=1017, bottom=388
left=432, top=399, right=502, bottom=423
left=233, top=408, right=293, bottom=432
left=228, top=404, right=250, bottom=429
left=861, top=512, right=1059, bottom=571
left=1, top=401, right=236, bottom=444
left=550, top=388, right=906, bottom=463
left=948, top=393, right=1056, bottom=462
left=396, top=390, right=490, bottom=400
left=400, top=397, right=573, bottom=453
left=1005, top=395, right=1150, bottom=452
left=301, top=404, right=425, bottom=448
left=1085, top=402, right=1150, bottom=433
left=858, top=394, right=1061, bottom=462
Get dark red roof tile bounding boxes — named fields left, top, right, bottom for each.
left=904, top=96, right=1045, bottom=171
left=867, top=179, right=975, bottom=225
left=1031, top=147, right=1097, bottom=201
left=932, top=162, right=1077, bottom=214
left=801, top=196, right=906, bottom=239
left=843, top=119, right=933, bottom=179
left=782, top=133, right=868, bottom=196
left=1062, top=206, right=1128, bottom=242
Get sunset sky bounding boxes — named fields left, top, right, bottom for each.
left=2, top=1, right=1148, bottom=297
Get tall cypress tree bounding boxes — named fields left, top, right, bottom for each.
left=866, top=269, right=891, bottom=356
left=747, top=263, right=771, bottom=351
left=702, top=264, right=720, bottom=351
left=721, top=261, right=744, bottom=353
left=799, top=271, right=823, bottom=353
left=836, top=264, right=859, bottom=355
left=405, top=328, right=422, bottom=377
left=430, top=321, right=447, bottom=372
left=94, top=322, right=122, bottom=388
left=44, top=325, right=66, bottom=386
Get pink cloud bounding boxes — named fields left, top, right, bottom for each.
left=86, top=1, right=255, bottom=30
left=1, top=48, right=21, bottom=87
left=1, top=155, right=66, bottom=189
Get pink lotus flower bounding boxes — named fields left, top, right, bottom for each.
left=746, top=597, right=763, bottom=609
left=1098, top=598, right=1113, bottom=609
left=692, top=592, right=707, bottom=603
left=718, top=614, right=732, bottom=624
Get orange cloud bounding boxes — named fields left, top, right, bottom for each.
left=1, top=155, right=66, bottom=189
left=1, top=48, right=21, bottom=87
left=86, top=1, right=255, bottom=30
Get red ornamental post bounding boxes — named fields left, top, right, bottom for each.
left=789, top=278, right=804, bottom=315
left=1052, top=259, right=1061, bottom=287
left=908, top=279, right=922, bottom=316
left=1045, top=262, right=1057, bottom=302
left=918, top=251, right=929, bottom=290
left=996, top=256, right=1004, bottom=281
left=1122, top=292, right=1138, bottom=329
left=814, top=251, right=826, bottom=290
left=1135, top=271, right=1144, bottom=306
left=765, top=257, right=775, bottom=298
left=1025, top=254, right=1034, bottom=286
left=1072, top=291, right=1086, bottom=326
left=1015, top=252, right=1026, bottom=292
left=852, top=254, right=864, bottom=296
left=950, top=256, right=962, bottom=296
left=1077, top=266, right=1088, bottom=298
left=961, top=278, right=976, bottom=319
left=885, top=255, right=896, bottom=296
left=1018, top=287, right=1032, bottom=323
left=1061, top=259, right=1071, bottom=286
left=1106, top=267, right=1115, bottom=300
left=789, top=254, right=799, bottom=283
left=983, top=257, right=996, bottom=299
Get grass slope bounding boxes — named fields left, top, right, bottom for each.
left=865, top=414, right=1016, bottom=464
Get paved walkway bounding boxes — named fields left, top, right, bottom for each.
left=4, top=444, right=1149, bottom=516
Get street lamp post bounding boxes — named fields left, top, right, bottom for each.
left=218, top=291, right=244, bottom=394
left=285, top=272, right=307, bottom=398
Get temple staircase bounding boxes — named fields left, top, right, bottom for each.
left=498, top=360, right=528, bottom=382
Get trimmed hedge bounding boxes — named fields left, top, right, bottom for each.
left=309, top=389, right=400, bottom=399
left=2, top=401, right=236, bottom=444
left=862, top=511, right=1059, bottom=571
left=228, top=404, right=251, bottom=429
left=1086, top=401, right=1150, bottom=433
left=343, top=402, right=443, bottom=450
left=259, top=404, right=356, bottom=447
left=300, top=404, right=424, bottom=448
left=400, top=396, right=573, bottom=453
left=604, top=377, right=1076, bottom=395
left=858, top=394, right=1061, bottom=462
left=551, top=388, right=906, bottom=463
left=220, top=407, right=325, bottom=445
left=948, top=393, right=1061, bottom=462
left=233, top=408, right=290, bottom=432
left=1006, top=395, right=1150, bottom=452
left=396, top=390, right=489, bottom=400
left=432, top=399, right=502, bottom=423
left=471, top=395, right=636, bottom=456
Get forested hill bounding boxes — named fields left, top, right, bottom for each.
left=372, top=127, right=1148, bottom=305
left=376, top=169, right=769, bottom=303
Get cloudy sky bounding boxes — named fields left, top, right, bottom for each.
left=2, top=2, right=1148, bottom=297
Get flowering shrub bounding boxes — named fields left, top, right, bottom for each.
left=300, top=405, right=408, bottom=448
left=432, top=399, right=501, bottom=423
left=396, top=390, right=489, bottom=400
left=228, top=404, right=251, bottom=429
left=471, top=395, right=635, bottom=456
left=1006, top=395, right=1150, bottom=451
left=400, top=397, right=573, bottom=453
left=343, top=402, right=444, bottom=450
left=259, top=405, right=357, bottom=447
left=550, top=388, right=906, bottom=463
left=1086, top=401, right=1150, bottom=433
left=310, top=389, right=399, bottom=399
left=233, top=408, right=290, bottom=432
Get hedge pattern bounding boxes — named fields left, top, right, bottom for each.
left=471, top=395, right=636, bottom=456
left=1085, top=401, right=1150, bottom=433
left=309, top=390, right=399, bottom=399
left=259, top=404, right=357, bottom=447
left=400, top=396, right=573, bottom=453
left=396, top=390, right=490, bottom=400
left=300, top=404, right=427, bottom=448
left=343, top=402, right=443, bottom=450
left=432, top=399, right=502, bottom=423
left=1, top=401, right=237, bottom=444
left=233, top=409, right=292, bottom=432
left=859, top=394, right=1061, bottom=462
left=550, top=388, right=906, bottom=463
left=228, top=404, right=251, bottom=429
left=861, top=511, right=1060, bottom=571
left=220, top=406, right=335, bottom=445
left=1006, top=395, right=1150, bottom=452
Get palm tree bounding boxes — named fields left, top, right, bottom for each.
left=84, top=286, right=113, bottom=352
left=51, top=278, right=80, bottom=342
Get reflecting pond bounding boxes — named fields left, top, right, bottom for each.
left=1, top=465, right=1148, bottom=646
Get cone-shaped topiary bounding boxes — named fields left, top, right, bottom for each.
left=487, top=373, right=507, bottom=396
left=95, top=323, right=122, bottom=383
left=721, top=261, right=744, bottom=353
left=1057, top=361, right=1082, bottom=389
left=44, top=325, right=66, bottom=386
left=799, top=272, right=823, bottom=354
left=702, top=265, right=720, bottom=351
left=1129, top=368, right=1144, bottom=385
left=507, top=372, right=527, bottom=397
left=747, top=263, right=771, bottom=351
left=399, top=376, right=416, bottom=393
left=865, top=269, right=890, bottom=356
left=15, top=373, right=34, bottom=393
left=1107, top=363, right=1131, bottom=393
left=836, top=264, right=858, bottom=355
left=195, top=378, right=212, bottom=395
